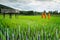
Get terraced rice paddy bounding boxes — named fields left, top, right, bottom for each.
left=0, top=14, right=60, bottom=40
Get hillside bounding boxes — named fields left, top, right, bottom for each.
left=0, top=4, right=14, bottom=9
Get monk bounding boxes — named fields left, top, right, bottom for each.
left=48, top=12, right=50, bottom=19
left=42, top=11, right=46, bottom=19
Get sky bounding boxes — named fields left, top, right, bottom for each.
left=0, top=0, right=60, bottom=12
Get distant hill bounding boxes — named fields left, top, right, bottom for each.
left=0, top=4, right=20, bottom=13
left=0, top=4, right=14, bottom=9
left=0, top=4, right=15, bottom=13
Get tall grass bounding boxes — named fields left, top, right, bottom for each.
left=0, top=14, right=60, bottom=40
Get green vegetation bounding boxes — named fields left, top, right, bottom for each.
left=0, top=14, right=60, bottom=40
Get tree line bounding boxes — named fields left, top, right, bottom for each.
left=19, top=10, right=60, bottom=15
left=0, top=10, right=60, bottom=15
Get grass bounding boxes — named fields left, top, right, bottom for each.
left=0, top=14, right=60, bottom=40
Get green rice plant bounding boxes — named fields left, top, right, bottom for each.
left=0, top=14, right=60, bottom=40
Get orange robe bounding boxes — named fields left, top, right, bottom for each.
left=48, top=13, right=50, bottom=19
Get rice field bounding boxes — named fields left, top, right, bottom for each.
left=0, top=14, right=60, bottom=40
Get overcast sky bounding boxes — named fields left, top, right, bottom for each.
left=0, top=0, right=60, bottom=12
